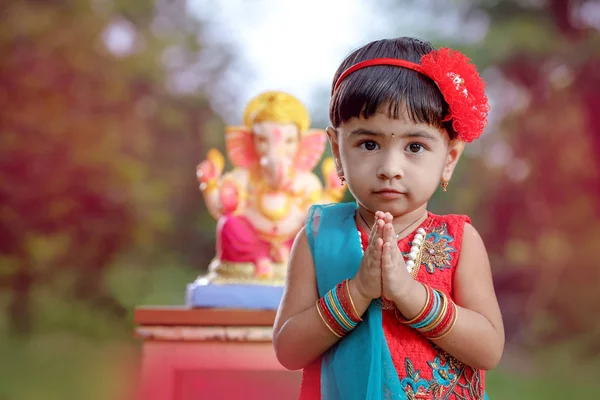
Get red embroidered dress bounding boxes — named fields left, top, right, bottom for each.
left=300, top=211, right=485, bottom=400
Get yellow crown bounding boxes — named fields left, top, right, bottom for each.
left=243, top=91, right=310, bottom=134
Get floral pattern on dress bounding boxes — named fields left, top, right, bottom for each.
left=419, top=222, right=457, bottom=273
left=399, top=346, right=483, bottom=399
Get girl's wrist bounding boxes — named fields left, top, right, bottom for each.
left=392, top=278, right=422, bottom=308
left=349, top=278, right=374, bottom=305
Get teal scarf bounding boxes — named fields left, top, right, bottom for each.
left=306, top=203, right=404, bottom=399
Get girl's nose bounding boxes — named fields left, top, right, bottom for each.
left=376, top=151, right=404, bottom=180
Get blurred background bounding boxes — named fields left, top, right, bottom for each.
left=1, top=0, right=599, bottom=399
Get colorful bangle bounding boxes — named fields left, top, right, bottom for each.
left=318, top=297, right=346, bottom=337
left=325, top=290, right=354, bottom=331
left=398, top=282, right=431, bottom=325
left=316, top=300, right=342, bottom=338
left=334, top=284, right=357, bottom=326
left=421, top=292, right=458, bottom=339
left=395, top=283, right=459, bottom=340
left=430, top=302, right=459, bottom=340
left=421, top=291, right=448, bottom=332
left=412, top=289, right=441, bottom=330
left=344, top=279, right=362, bottom=322
left=316, top=280, right=361, bottom=338
left=338, top=280, right=362, bottom=324
left=427, top=302, right=454, bottom=336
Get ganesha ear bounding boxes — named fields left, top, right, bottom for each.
left=293, top=129, right=327, bottom=171
left=225, top=126, right=259, bottom=168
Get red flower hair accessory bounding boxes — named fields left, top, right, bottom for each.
left=334, top=48, right=490, bottom=142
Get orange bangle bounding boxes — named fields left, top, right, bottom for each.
left=400, top=282, right=431, bottom=324
left=431, top=303, right=459, bottom=340
left=316, top=299, right=342, bottom=338
left=345, top=279, right=362, bottom=322
left=421, top=291, right=448, bottom=333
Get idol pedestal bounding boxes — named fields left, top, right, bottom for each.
left=134, top=307, right=302, bottom=400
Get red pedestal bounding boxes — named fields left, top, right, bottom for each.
left=134, top=307, right=301, bottom=400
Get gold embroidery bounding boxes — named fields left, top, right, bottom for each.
left=419, top=223, right=457, bottom=273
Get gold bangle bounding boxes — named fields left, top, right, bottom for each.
left=345, top=279, right=362, bottom=322
left=421, top=291, right=448, bottom=333
left=431, top=303, right=459, bottom=340
left=400, top=282, right=430, bottom=324
left=326, top=291, right=354, bottom=331
left=315, top=299, right=342, bottom=338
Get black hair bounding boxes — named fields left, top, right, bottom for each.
left=329, top=37, right=456, bottom=139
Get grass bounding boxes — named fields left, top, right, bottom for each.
left=2, top=330, right=598, bottom=400
left=0, top=333, right=139, bottom=400
left=1, top=260, right=598, bottom=399
left=486, top=369, right=600, bottom=399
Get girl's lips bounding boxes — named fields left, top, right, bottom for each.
left=375, top=189, right=402, bottom=193
left=373, top=190, right=405, bottom=199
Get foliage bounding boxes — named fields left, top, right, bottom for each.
left=0, top=0, right=227, bottom=335
left=458, top=0, right=600, bottom=351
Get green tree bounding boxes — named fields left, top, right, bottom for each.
left=461, top=0, right=600, bottom=352
left=0, top=0, right=231, bottom=335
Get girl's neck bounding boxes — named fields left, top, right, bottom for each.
left=356, top=204, right=429, bottom=240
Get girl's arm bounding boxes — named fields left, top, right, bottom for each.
left=395, top=223, right=505, bottom=370
left=273, top=226, right=371, bottom=370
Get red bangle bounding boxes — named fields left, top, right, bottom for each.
left=426, top=299, right=457, bottom=339
left=399, top=283, right=434, bottom=325
left=344, top=279, right=362, bottom=322
left=337, top=282, right=361, bottom=323
left=318, top=296, right=347, bottom=337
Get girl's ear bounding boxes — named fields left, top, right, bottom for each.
left=326, top=126, right=342, bottom=175
left=442, top=139, right=465, bottom=182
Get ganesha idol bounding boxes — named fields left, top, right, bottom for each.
left=186, top=91, right=346, bottom=309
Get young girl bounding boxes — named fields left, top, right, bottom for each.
left=273, top=37, right=504, bottom=399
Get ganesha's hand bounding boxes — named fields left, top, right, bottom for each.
left=219, top=179, right=241, bottom=215
left=321, top=158, right=346, bottom=201
left=196, top=149, right=224, bottom=191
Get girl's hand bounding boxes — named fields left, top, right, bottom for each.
left=380, top=213, right=414, bottom=303
left=351, top=217, right=384, bottom=301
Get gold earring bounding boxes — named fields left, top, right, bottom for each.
left=441, top=180, right=449, bottom=192
left=339, top=176, right=345, bottom=185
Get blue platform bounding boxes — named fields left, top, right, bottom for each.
left=186, top=280, right=285, bottom=310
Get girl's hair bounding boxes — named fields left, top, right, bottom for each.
left=330, top=37, right=456, bottom=139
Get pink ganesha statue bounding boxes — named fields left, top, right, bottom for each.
left=189, top=91, right=345, bottom=307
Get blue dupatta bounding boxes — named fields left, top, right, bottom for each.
left=306, top=203, right=405, bottom=399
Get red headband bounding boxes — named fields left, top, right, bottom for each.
left=333, top=48, right=489, bottom=142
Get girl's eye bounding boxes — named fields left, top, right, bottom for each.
left=406, top=143, right=425, bottom=153
left=361, top=141, right=379, bottom=151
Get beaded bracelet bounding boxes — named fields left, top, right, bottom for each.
left=397, top=283, right=458, bottom=340
left=316, top=279, right=362, bottom=338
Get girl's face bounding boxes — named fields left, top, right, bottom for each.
left=328, top=109, right=464, bottom=218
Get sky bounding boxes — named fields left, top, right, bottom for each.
left=185, top=0, right=387, bottom=122
left=184, top=0, right=487, bottom=124
left=99, top=0, right=552, bottom=178
left=189, top=0, right=378, bottom=97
